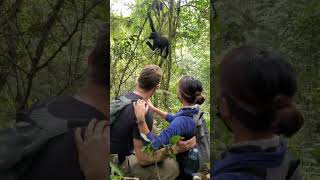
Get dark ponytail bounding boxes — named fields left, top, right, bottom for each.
left=220, top=46, right=304, bottom=136
left=271, top=95, right=304, bottom=137
left=195, top=91, right=205, bottom=105
left=179, top=76, right=205, bottom=105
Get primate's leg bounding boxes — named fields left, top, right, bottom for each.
left=164, top=46, right=169, bottom=58
left=146, top=41, right=156, bottom=50
left=160, top=48, right=164, bottom=56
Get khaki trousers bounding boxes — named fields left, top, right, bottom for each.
left=120, top=154, right=179, bottom=180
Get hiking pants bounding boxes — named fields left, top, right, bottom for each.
left=120, top=154, right=179, bottom=180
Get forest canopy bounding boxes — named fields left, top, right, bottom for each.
left=211, top=0, right=320, bottom=179
left=111, top=0, right=210, bottom=116
left=0, top=0, right=107, bottom=128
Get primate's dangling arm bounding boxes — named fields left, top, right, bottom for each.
left=146, top=41, right=156, bottom=50
left=147, top=12, right=156, bottom=33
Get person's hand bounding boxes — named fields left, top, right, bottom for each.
left=74, top=119, right=109, bottom=180
left=134, top=99, right=149, bottom=121
left=172, top=136, right=197, bottom=154
left=147, top=99, right=156, bottom=112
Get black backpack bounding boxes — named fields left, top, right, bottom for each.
left=0, top=97, right=91, bottom=180
left=110, top=96, right=132, bottom=125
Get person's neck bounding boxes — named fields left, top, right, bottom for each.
left=232, top=123, right=274, bottom=144
left=76, top=79, right=108, bottom=117
left=133, top=88, right=152, bottom=101
left=230, top=119, right=274, bottom=143
left=182, top=100, right=194, bottom=107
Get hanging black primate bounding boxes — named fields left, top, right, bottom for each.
left=146, top=12, right=170, bottom=58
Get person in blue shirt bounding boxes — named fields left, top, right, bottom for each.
left=133, top=75, right=205, bottom=149
left=211, top=46, right=304, bottom=180
left=134, top=75, right=205, bottom=179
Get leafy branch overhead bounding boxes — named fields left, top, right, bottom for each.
left=0, top=0, right=107, bottom=127
left=0, top=0, right=106, bottom=122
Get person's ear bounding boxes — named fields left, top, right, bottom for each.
left=156, top=83, right=160, bottom=90
left=220, top=97, right=231, bottom=121
left=177, top=92, right=183, bottom=103
left=86, top=56, right=93, bottom=65
left=219, top=96, right=234, bottom=132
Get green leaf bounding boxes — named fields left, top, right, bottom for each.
left=169, top=135, right=183, bottom=145
left=110, top=162, right=124, bottom=178
left=141, top=143, right=156, bottom=157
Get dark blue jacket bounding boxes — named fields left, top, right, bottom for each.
left=211, top=142, right=301, bottom=180
left=146, top=106, right=199, bottom=149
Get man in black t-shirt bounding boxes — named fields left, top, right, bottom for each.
left=111, top=65, right=196, bottom=180
left=111, top=92, right=154, bottom=157
left=22, top=27, right=109, bottom=180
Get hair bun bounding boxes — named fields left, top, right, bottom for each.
left=272, top=95, right=291, bottom=109
left=195, top=92, right=205, bottom=105
left=272, top=95, right=304, bottom=137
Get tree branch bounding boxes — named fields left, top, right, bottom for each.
left=32, top=0, right=65, bottom=66
left=34, top=0, right=101, bottom=72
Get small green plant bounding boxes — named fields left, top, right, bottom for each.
left=141, top=135, right=183, bottom=159
left=141, top=135, right=183, bottom=180
left=170, top=135, right=184, bottom=144
left=110, top=162, right=124, bottom=180
left=141, top=143, right=156, bottom=155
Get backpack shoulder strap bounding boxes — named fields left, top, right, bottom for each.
left=0, top=97, right=68, bottom=173
left=192, top=111, right=204, bottom=126
left=266, top=152, right=301, bottom=180
left=215, top=152, right=301, bottom=180
left=286, top=157, right=301, bottom=180
left=118, top=95, right=131, bottom=102
left=215, top=163, right=266, bottom=179
left=193, top=111, right=205, bottom=136
left=110, top=96, right=132, bottom=125
left=266, top=153, right=290, bottom=180
left=29, top=97, right=68, bottom=135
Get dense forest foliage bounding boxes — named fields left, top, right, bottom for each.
left=0, top=0, right=107, bottom=128
left=1, top=0, right=319, bottom=179
left=211, top=0, right=320, bottom=179
left=110, top=1, right=210, bottom=178
left=110, top=0, right=210, bottom=130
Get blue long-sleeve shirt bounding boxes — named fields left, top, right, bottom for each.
left=145, top=105, right=200, bottom=149
left=211, top=140, right=289, bottom=180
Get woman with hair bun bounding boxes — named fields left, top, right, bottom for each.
left=211, top=46, right=304, bottom=180
left=134, top=75, right=206, bottom=179
left=134, top=76, right=205, bottom=148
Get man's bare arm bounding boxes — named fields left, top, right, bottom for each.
left=133, top=139, right=170, bottom=166
left=133, top=136, right=197, bottom=166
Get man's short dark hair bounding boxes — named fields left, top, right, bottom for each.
left=137, top=65, right=163, bottom=91
left=88, top=25, right=109, bottom=87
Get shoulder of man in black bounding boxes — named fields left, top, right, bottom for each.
left=125, top=93, right=154, bottom=141
left=110, top=92, right=154, bottom=155
left=23, top=96, right=106, bottom=180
